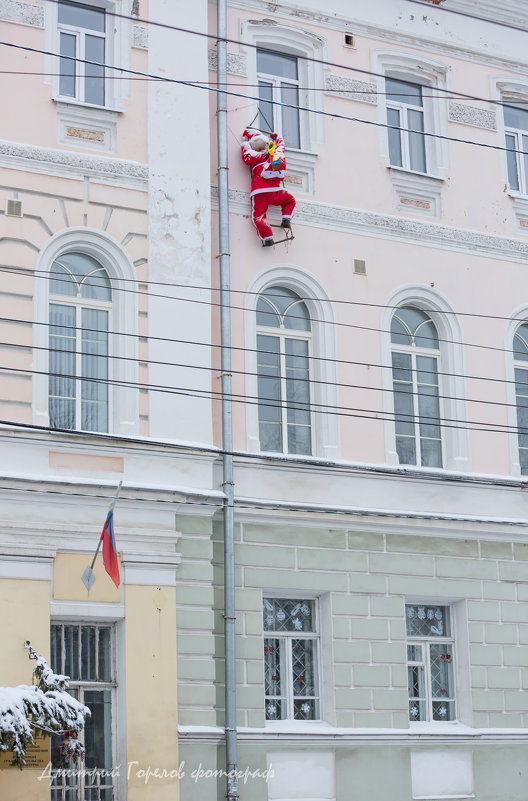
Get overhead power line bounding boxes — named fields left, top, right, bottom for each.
left=4, top=265, right=527, bottom=359
left=4, top=336, right=524, bottom=415
left=2, top=39, right=528, bottom=161
left=1, top=362, right=526, bottom=437
left=2, top=315, right=520, bottom=391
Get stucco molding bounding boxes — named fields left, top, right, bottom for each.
left=211, top=186, right=528, bottom=264
left=448, top=101, right=497, bottom=130
left=0, top=140, right=148, bottom=189
left=208, top=48, right=247, bottom=76
left=121, top=550, right=180, bottom=586
left=324, top=74, right=378, bottom=104
left=0, top=0, right=44, bottom=27
left=132, top=23, right=148, bottom=49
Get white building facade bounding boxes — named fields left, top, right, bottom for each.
left=1, top=0, right=528, bottom=800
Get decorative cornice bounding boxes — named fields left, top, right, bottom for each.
left=324, top=74, right=378, bottom=105
left=0, top=140, right=148, bottom=190
left=208, top=48, right=247, bottom=77
left=132, top=24, right=148, bottom=49
left=0, top=0, right=43, bottom=27
left=211, top=185, right=528, bottom=264
left=448, top=101, right=497, bottom=130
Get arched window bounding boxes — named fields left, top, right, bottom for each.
left=256, top=286, right=312, bottom=455
left=49, top=252, right=112, bottom=432
left=513, top=323, right=528, bottom=474
left=391, top=306, right=442, bottom=467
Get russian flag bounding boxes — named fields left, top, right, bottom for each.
left=101, top=508, right=120, bottom=588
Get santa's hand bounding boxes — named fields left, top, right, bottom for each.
left=270, top=132, right=278, bottom=141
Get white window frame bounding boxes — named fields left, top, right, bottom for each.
left=43, top=0, right=131, bottom=112
left=245, top=265, right=340, bottom=460
left=256, top=293, right=313, bottom=456
left=50, top=621, right=117, bottom=801
left=263, top=596, right=321, bottom=722
left=57, top=1, right=107, bottom=106
left=49, top=265, right=112, bottom=434
left=390, top=310, right=445, bottom=469
left=257, top=48, right=301, bottom=149
left=381, top=286, right=470, bottom=472
left=505, top=307, right=528, bottom=476
left=34, top=228, right=139, bottom=437
left=386, top=75, right=427, bottom=173
left=372, top=51, right=449, bottom=180
left=241, top=20, right=326, bottom=159
left=406, top=603, right=457, bottom=724
left=504, top=117, right=528, bottom=195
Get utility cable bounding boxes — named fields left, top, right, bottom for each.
left=2, top=362, right=526, bottom=437
left=2, top=39, right=528, bottom=160
left=4, top=264, right=528, bottom=358
left=3, top=314, right=521, bottom=390
left=4, top=336, right=524, bottom=414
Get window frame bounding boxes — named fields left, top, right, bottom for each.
left=50, top=622, right=117, bottom=801
left=257, top=48, right=301, bottom=149
left=245, top=268, right=340, bottom=460
left=241, top=20, right=326, bottom=155
left=406, top=604, right=457, bottom=724
left=44, top=0, right=131, bottom=112
left=34, top=228, right=139, bottom=437
left=57, top=1, right=107, bottom=106
left=503, top=106, right=528, bottom=195
left=381, top=287, right=470, bottom=472
left=390, top=307, right=444, bottom=469
left=48, top=257, right=113, bottom=434
left=386, top=76, right=428, bottom=174
left=372, top=51, right=449, bottom=180
left=263, top=597, right=321, bottom=722
left=256, top=288, right=314, bottom=456
left=510, top=319, right=528, bottom=476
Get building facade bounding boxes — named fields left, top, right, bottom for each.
left=1, top=0, right=528, bottom=800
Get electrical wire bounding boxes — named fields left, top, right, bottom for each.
left=2, top=361, right=526, bottom=437
left=4, top=336, right=524, bottom=414
left=3, top=39, right=528, bottom=161
left=0, top=69, right=523, bottom=106
left=3, top=314, right=521, bottom=391
left=3, top=264, right=527, bottom=359
left=37, top=0, right=528, bottom=110
left=4, top=264, right=528, bottom=328
left=1, top=414, right=528, bottom=490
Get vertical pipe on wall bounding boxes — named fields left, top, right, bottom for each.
left=217, top=0, right=238, bottom=798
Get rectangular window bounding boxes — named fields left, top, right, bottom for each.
left=386, top=76, right=427, bottom=173
left=257, top=334, right=312, bottom=455
left=504, top=105, right=528, bottom=194
left=50, top=623, right=116, bottom=801
left=58, top=0, right=106, bottom=105
left=263, top=598, right=319, bottom=721
left=392, top=352, right=442, bottom=468
left=515, top=366, right=528, bottom=474
left=257, top=49, right=301, bottom=149
left=406, top=604, right=456, bottom=722
left=49, top=303, right=109, bottom=433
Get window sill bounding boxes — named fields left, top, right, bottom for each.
left=507, top=191, right=528, bottom=232
left=53, top=97, right=123, bottom=115
left=284, top=147, right=318, bottom=195
left=388, top=167, right=444, bottom=217
left=54, top=100, right=119, bottom=153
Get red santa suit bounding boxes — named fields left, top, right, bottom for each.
left=241, top=128, right=296, bottom=243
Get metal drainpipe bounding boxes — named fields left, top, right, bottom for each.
left=216, top=0, right=238, bottom=798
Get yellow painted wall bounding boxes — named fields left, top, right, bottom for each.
left=0, top=578, right=51, bottom=801
left=53, top=553, right=121, bottom=603
left=125, top=585, right=180, bottom=801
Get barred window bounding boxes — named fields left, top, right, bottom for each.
left=263, top=598, right=319, bottom=721
left=406, top=605, right=456, bottom=722
left=50, top=623, right=116, bottom=801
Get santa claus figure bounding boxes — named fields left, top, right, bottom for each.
left=241, top=128, right=296, bottom=246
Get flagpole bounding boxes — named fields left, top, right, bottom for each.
left=82, top=482, right=123, bottom=590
